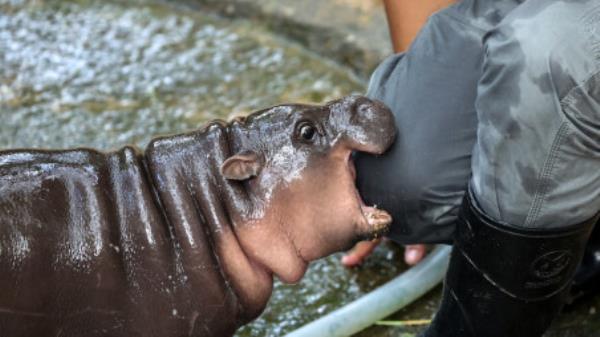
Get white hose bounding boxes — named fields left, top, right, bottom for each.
left=284, top=245, right=452, bottom=337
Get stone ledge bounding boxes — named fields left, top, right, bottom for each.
left=178, top=0, right=391, bottom=79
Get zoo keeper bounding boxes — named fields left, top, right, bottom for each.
left=349, top=0, right=600, bottom=336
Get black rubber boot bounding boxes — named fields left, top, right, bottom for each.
left=569, top=218, right=600, bottom=303
left=423, top=192, right=598, bottom=337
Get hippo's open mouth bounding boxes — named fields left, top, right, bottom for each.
left=348, top=154, right=392, bottom=239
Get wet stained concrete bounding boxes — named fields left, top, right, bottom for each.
left=0, top=0, right=363, bottom=149
left=0, top=0, right=599, bottom=336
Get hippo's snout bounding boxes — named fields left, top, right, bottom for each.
left=329, top=95, right=396, bottom=154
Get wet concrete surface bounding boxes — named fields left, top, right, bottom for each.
left=1, top=0, right=599, bottom=336
left=0, top=0, right=362, bottom=149
left=182, top=0, right=391, bottom=78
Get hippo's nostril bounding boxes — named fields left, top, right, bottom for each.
left=327, top=95, right=396, bottom=154
left=351, top=96, right=371, bottom=110
left=352, top=99, right=385, bottom=126
left=358, top=103, right=375, bottom=119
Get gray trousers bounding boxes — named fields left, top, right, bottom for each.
left=367, top=0, right=600, bottom=243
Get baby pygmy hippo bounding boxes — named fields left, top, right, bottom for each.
left=0, top=95, right=395, bottom=337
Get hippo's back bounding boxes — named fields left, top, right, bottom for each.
left=0, top=135, right=245, bottom=337
left=0, top=148, right=181, bottom=336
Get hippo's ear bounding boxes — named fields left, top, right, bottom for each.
left=220, top=151, right=263, bottom=181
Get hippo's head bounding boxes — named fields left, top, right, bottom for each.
left=221, top=95, right=396, bottom=283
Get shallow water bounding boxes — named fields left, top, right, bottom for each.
left=236, top=243, right=427, bottom=337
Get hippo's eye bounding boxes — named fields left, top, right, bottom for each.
left=299, top=124, right=316, bottom=141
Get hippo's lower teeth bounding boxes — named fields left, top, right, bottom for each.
left=363, top=206, right=392, bottom=238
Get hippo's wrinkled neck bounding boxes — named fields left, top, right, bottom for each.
left=145, top=123, right=275, bottom=329
left=226, top=117, right=313, bottom=284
